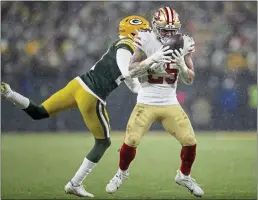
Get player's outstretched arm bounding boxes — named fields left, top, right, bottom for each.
left=124, top=78, right=141, bottom=94
left=128, top=47, right=148, bottom=78
left=116, top=48, right=141, bottom=93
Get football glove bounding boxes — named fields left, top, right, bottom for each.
left=171, top=48, right=188, bottom=72
left=142, top=46, right=173, bottom=67
left=147, top=62, right=166, bottom=74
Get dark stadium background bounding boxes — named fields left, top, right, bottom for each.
left=1, top=1, right=257, bottom=132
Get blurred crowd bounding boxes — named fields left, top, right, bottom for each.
left=1, top=1, right=257, bottom=132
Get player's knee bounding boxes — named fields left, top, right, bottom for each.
left=95, top=137, right=111, bottom=150
left=182, top=134, right=197, bottom=146
left=102, top=138, right=111, bottom=149
left=125, top=134, right=141, bottom=148
left=86, top=138, right=111, bottom=163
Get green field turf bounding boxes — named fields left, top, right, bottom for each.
left=1, top=132, right=257, bottom=199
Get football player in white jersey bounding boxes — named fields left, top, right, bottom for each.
left=106, top=7, right=204, bottom=197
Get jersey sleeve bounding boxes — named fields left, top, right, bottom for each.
left=115, top=38, right=135, bottom=54
left=183, top=35, right=195, bottom=56
left=133, top=31, right=149, bottom=53
left=116, top=48, right=132, bottom=78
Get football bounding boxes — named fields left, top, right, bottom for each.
left=164, top=34, right=184, bottom=54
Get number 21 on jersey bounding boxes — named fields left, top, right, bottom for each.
left=148, top=63, right=179, bottom=84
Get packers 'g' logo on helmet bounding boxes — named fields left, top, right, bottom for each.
left=119, top=15, right=150, bottom=39
left=129, top=19, right=143, bottom=25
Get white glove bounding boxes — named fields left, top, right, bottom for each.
left=141, top=46, right=173, bottom=67
left=171, top=48, right=193, bottom=85
left=148, top=62, right=166, bottom=74
left=171, top=48, right=188, bottom=72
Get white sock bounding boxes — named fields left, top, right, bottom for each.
left=180, top=170, right=189, bottom=177
left=71, top=157, right=97, bottom=186
left=118, top=168, right=128, bottom=175
left=7, top=91, right=30, bottom=109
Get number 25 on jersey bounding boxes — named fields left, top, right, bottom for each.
left=148, top=64, right=179, bottom=84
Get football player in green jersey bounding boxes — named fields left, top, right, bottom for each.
left=1, top=14, right=174, bottom=197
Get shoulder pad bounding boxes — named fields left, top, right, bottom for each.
left=115, top=37, right=135, bottom=53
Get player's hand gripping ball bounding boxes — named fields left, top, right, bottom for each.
left=163, top=34, right=184, bottom=57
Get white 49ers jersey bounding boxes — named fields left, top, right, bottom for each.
left=134, top=30, right=195, bottom=105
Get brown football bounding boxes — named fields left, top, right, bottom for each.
left=164, top=34, right=184, bottom=55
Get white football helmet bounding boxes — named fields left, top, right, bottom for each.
left=152, top=7, right=182, bottom=44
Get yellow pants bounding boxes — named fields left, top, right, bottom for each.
left=41, top=78, right=110, bottom=139
left=125, top=103, right=197, bottom=147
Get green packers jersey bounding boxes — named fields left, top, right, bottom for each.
left=80, top=37, right=134, bottom=101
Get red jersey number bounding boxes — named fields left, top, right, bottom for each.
left=148, top=64, right=179, bottom=84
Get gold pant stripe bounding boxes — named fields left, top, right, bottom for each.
left=41, top=78, right=110, bottom=139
